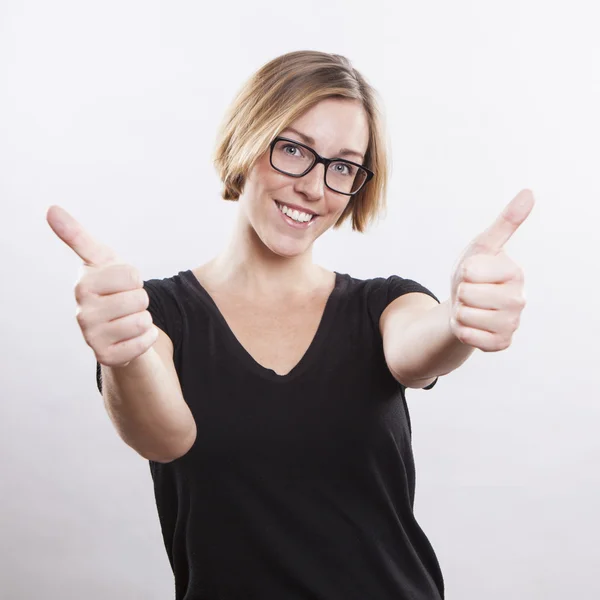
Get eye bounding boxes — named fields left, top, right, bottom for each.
left=331, top=162, right=355, bottom=176
left=282, top=143, right=303, bottom=157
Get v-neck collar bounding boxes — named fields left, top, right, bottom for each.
left=181, top=269, right=347, bottom=383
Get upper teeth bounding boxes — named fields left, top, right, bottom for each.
left=277, top=202, right=314, bottom=223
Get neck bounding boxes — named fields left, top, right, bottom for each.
left=207, top=215, right=326, bottom=299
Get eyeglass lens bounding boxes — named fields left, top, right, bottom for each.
left=272, top=140, right=368, bottom=194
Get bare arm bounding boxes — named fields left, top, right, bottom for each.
left=381, top=293, right=474, bottom=388
left=45, top=204, right=196, bottom=464
left=101, top=329, right=197, bottom=463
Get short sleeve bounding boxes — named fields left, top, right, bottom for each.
left=385, top=274, right=440, bottom=306
left=368, top=274, right=440, bottom=325
left=95, top=277, right=183, bottom=395
left=142, top=278, right=183, bottom=346
left=369, top=275, right=441, bottom=391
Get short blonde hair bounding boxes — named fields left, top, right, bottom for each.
left=212, top=50, right=390, bottom=233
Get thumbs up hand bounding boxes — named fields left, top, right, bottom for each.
left=47, top=205, right=159, bottom=368
left=448, top=189, right=535, bottom=352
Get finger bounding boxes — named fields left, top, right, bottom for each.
left=471, top=189, right=535, bottom=255
left=462, top=253, right=523, bottom=284
left=455, top=304, right=511, bottom=334
left=75, top=263, right=144, bottom=298
left=99, top=310, right=154, bottom=347
left=451, top=324, right=509, bottom=352
left=77, top=287, right=149, bottom=328
left=46, top=205, right=119, bottom=267
left=457, top=281, right=525, bottom=310
left=98, top=324, right=159, bottom=368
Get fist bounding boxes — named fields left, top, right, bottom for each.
left=449, top=189, right=534, bottom=352
left=47, top=205, right=159, bottom=367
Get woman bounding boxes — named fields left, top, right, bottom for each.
left=48, top=50, right=531, bottom=600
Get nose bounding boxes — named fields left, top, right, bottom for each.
left=295, top=162, right=325, bottom=201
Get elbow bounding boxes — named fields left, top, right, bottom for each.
left=402, top=375, right=438, bottom=389
left=141, top=423, right=198, bottom=464
left=387, top=362, right=439, bottom=389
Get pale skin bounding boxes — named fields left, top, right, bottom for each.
left=380, top=189, right=535, bottom=388
left=197, top=97, right=534, bottom=383
left=48, top=96, right=534, bottom=385
left=196, top=97, right=369, bottom=298
left=191, top=98, right=370, bottom=375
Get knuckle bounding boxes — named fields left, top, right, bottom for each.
left=75, top=308, right=88, bottom=328
left=128, top=266, right=143, bottom=289
left=454, top=325, right=469, bottom=344
left=138, top=311, right=152, bottom=333
left=483, top=337, right=498, bottom=352
left=498, top=335, right=511, bottom=350
left=131, top=336, right=147, bottom=358
left=128, top=290, right=147, bottom=315
left=74, top=280, right=89, bottom=303
left=96, top=350, right=109, bottom=365
left=138, top=288, right=150, bottom=310
left=460, top=262, right=471, bottom=280
left=511, top=295, right=525, bottom=310
left=461, top=333, right=474, bottom=347
left=453, top=305, right=461, bottom=324
left=86, top=328, right=102, bottom=351
left=98, top=343, right=123, bottom=367
left=121, top=288, right=146, bottom=315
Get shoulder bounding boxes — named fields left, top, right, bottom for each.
left=338, top=271, right=439, bottom=329
left=142, top=269, right=196, bottom=350
left=144, top=268, right=200, bottom=299
left=339, top=271, right=439, bottom=305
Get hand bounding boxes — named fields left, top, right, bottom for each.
left=46, top=205, right=159, bottom=367
left=449, top=189, right=535, bottom=352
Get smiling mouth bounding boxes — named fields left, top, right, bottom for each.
left=274, top=200, right=318, bottom=224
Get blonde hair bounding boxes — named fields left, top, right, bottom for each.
left=212, top=50, right=390, bottom=233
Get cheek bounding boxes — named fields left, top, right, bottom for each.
left=332, top=196, right=352, bottom=216
left=251, top=156, right=286, bottom=188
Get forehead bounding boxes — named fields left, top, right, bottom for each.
left=281, top=98, right=369, bottom=158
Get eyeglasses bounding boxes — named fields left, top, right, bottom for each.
left=269, top=136, right=374, bottom=196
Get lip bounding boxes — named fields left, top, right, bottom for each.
left=274, top=200, right=318, bottom=229
left=275, top=200, right=319, bottom=216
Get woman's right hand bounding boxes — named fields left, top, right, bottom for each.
left=46, top=205, right=159, bottom=368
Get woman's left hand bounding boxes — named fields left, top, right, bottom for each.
left=449, top=189, right=535, bottom=352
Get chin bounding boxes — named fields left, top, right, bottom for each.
left=265, top=237, right=311, bottom=258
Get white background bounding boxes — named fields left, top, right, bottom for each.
left=1, top=1, right=599, bottom=598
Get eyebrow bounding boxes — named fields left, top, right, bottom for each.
left=281, top=127, right=365, bottom=161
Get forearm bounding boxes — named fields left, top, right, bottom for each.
left=101, top=348, right=196, bottom=462
left=392, top=299, right=476, bottom=382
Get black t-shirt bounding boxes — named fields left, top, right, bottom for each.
left=96, top=269, right=444, bottom=600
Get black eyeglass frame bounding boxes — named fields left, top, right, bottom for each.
left=269, top=136, right=374, bottom=196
